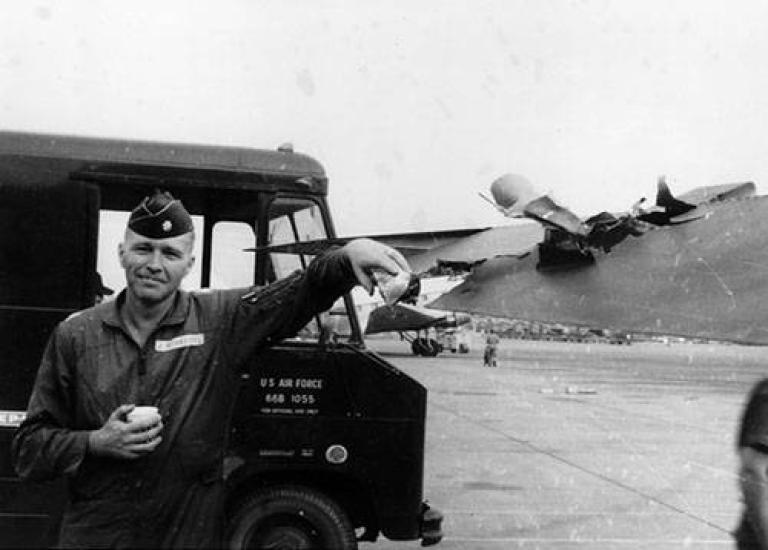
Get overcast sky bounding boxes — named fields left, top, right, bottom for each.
left=3, top=1, right=768, bottom=235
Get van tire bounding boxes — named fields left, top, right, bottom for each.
left=227, top=485, right=357, bottom=550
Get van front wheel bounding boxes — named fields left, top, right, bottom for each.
left=227, top=485, right=357, bottom=550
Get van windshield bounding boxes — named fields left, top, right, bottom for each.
left=268, top=197, right=355, bottom=343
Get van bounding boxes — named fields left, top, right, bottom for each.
left=0, top=131, right=442, bottom=548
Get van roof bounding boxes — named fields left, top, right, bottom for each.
left=0, top=130, right=327, bottom=194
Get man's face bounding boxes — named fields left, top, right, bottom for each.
left=119, top=229, right=195, bottom=305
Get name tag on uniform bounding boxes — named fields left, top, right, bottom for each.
left=155, top=333, right=205, bottom=352
left=0, top=410, right=26, bottom=427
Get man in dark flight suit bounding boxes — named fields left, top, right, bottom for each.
left=12, top=191, right=409, bottom=548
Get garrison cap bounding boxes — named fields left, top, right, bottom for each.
left=127, top=190, right=193, bottom=238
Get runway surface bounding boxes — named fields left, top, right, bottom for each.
left=361, top=337, right=768, bottom=549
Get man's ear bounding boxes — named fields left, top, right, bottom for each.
left=184, top=254, right=196, bottom=277
left=118, top=242, right=126, bottom=269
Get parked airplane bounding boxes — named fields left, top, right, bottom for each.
left=365, top=303, right=472, bottom=356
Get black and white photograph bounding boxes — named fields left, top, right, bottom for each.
left=3, top=2, right=768, bottom=548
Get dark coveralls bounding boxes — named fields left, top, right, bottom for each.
left=12, top=251, right=355, bottom=549
left=735, top=379, right=768, bottom=548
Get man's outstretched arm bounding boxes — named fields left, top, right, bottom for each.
left=225, top=239, right=411, bottom=364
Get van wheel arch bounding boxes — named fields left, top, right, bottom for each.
left=226, top=484, right=357, bottom=550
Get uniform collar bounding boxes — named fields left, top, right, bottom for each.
left=102, top=289, right=191, bottom=329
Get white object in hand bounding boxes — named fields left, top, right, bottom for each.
left=127, top=406, right=160, bottom=425
left=373, top=269, right=411, bottom=306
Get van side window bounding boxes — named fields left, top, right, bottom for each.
left=211, top=221, right=256, bottom=289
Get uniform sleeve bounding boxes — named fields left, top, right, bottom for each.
left=738, top=379, right=768, bottom=453
left=223, top=247, right=357, bottom=368
left=11, top=323, right=90, bottom=482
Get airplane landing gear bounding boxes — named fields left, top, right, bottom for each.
left=411, top=337, right=439, bottom=357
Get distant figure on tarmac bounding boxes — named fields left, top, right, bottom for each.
left=12, top=190, right=410, bottom=549
left=735, top=378, right=768, bottom=548
left=483, top=329, right=500, bottom=367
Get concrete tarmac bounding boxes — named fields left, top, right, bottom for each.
left=362, top=337, right=768, bottom=549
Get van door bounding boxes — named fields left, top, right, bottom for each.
left=0, top=179, right=99, bottom=548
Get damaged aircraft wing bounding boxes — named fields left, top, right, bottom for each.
left=431, top=186, right=768, bottom=344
